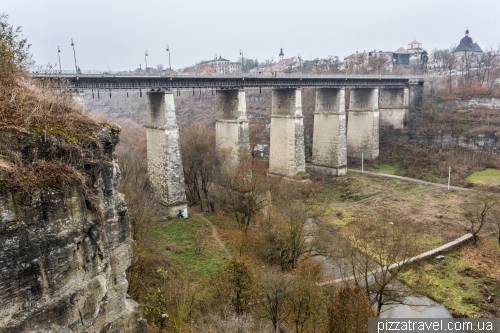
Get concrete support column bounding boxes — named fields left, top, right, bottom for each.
left=215, top=89, right=250, bottom=168
left=378, top=88, right=408, bottom=129
left=311, top=88, right=347, bottom=176
left=346, top=88, right=379, bottom=160
left=409, top=80, right=424, bottom=139
left=269, top=88, right=305, bottom=177
left=146, top=91, right=187, bottom=218
left=71, top=90, right=85, bottom=109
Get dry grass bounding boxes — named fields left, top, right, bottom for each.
left=0, top=75, right=111, bottom=223
left=0, top=79, right=101, bottom=141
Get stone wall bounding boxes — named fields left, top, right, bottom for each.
left=0, top=128, right=148, bottom=333
left=427, top=97, right=500, bottom=111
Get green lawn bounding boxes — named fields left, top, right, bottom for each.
left=399, top=237, right=500, bottom=317
left=368, top=163, right=397, bottom=175
left=148, top=216, right=227, bottom=278
left=466, top=169, right=500, bottom=186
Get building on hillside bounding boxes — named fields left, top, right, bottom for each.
left=452, top=30, right=483, bottom=72
left=261, top=49, right=300, bottom=74
left=393, top=47, right=410, bottom=65
left=344, top=51, right=368, bottom=72
left=197, top=56, right=241, bottom=74
left=368, top=50, right=394, bottom=72
left=453, top=30, right=482, bottom=53
left=407, top=40, right=423, bottom=57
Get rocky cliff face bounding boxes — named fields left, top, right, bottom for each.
left=0, top=127, right=148, bottom=333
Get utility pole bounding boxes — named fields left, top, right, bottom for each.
left=145, top=50, right=148, bottom=74
left=57, top=46, right=61, bottom=73
left=71, top=39, right=78, bottom=75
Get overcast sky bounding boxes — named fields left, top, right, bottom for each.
left=4, top=0, right=500, bottom=71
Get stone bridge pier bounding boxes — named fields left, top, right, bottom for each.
left=269, top=88, right=306, bottom=177
left=378, top=87, right=409, bottom=129
left=347, top=88, right=379, bottom=160
left=215, top=89, right=250, bottom=168
left=146, top=91, right=188, bottom=217
left=311, top=88, right=347, bottom=176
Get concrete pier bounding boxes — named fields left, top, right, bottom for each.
left=378, top=87, right=409, bottom=129
left=311, top=88, right=347, bottom=176
left=269, top=88, right=306, bottom=177
left=71, top=91, right=85, bottom=108
left=346, top=88, right=379, bottom=160
left=409, top=80, right=424, bottom=139
left=146, top=91, right=188, bottom=218
left=215, top=89, right=250, bottom=168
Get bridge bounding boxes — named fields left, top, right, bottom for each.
left=32, top=72, right=424, bottom=217
left=32, top=72, right=422, bottom=90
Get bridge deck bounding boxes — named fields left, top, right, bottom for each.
left=32, top=72, right=424, bottom=90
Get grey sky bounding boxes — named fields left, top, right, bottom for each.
left=4, top=0, right=500, bottom=71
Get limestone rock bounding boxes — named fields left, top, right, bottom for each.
left=0, top=128, right=149, bottom=333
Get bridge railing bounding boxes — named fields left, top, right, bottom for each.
left=31, top=70, right=424, bottom=80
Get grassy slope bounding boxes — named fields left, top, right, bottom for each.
left=147, top=216, right=227, bottom=278
left=399, top=237, right=500, bottom=317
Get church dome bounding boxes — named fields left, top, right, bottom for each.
left=460, top=30, right=473, bottom=47
left=454, top=30, right=482, bottom=53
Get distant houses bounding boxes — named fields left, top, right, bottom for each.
left=342, top=39, right=423, bottom=73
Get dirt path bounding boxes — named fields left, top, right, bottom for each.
left=348, top=169, right=473, bottom=191
left=310, top=185, right=442, bottom=208
left=196, top=213, right=231, bottom=257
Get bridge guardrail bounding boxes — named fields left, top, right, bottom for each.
left=31, top=70, right=424, bottom=80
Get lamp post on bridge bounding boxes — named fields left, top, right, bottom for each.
left=239, top=49, right=244, bottom=75
left=145, top=50, right=148, bottom=75
left=70, top=39, right=78, bottom=76
left=57, top=46, right=61, bottom=73
left=298, top=53, right=302, bottom=77
left=166, top=44, right=171, bottom=70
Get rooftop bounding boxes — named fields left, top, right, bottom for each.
left=454, top=30, right=482, bottom=53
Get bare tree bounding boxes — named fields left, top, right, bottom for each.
left=217, top=255, right=257, bottom=315
left=465, top=195, right=500, bottom=245
left=368, top=56, right=387, bottom=75
left=442, top=48, right=457, bottom=93
left=326, top=285, right=376, bottom=333
left=289, top=256, right=325, bottom=333
left=217, top=158, right=268, bottom=231
left=256, top=269, right=293, bottom=333
left=180, top=122, right=220, bottom=211
left=340, top=214, right=422, bottom=316
left=482, top=46, right=500, bottom=94
left=263, top=200, right=318, bottom=270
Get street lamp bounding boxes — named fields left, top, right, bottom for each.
left=239, top=49, right=244, bottom=74
left=145, top=50, right=148, bottom=74
left=71, top=39, right=78, bottom=75
left=166, top=44, right=171, bottom=70
left=57, top=46, right=61, bottom=73
left=298, top=53, right=302, bottom=77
